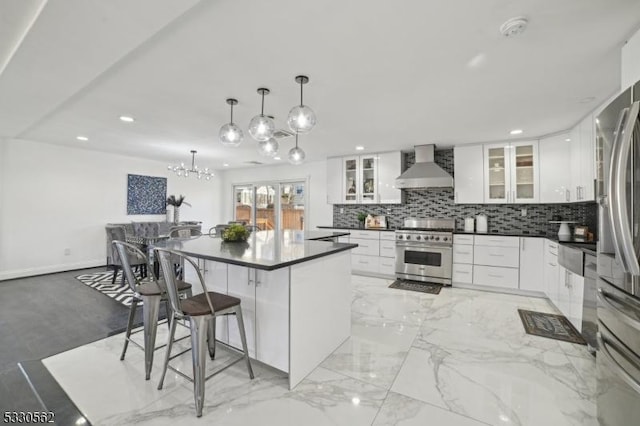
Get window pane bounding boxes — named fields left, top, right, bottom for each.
left=281, top=182, right=305, bottom=230
left=256, top=185, right=276, bottom=230
left=234, top=186, right=253, bottom=225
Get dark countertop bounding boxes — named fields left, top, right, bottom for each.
left=164, top=230, right=358, bottom=271
left=317, top=225, right=397, bottom=232
left=305, top=230, right=351, bottom=240
left=453, top=231, right=597, bottom=255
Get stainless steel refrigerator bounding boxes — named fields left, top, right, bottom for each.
left=596, top=80, right=640, bottom=426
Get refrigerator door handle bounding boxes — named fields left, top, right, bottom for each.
left=609, top=102, right=640, bottom=275
left=597, top=288, right=640, bottom=332
left=597, top=332, right=640, bottom=393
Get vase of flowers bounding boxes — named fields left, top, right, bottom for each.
left=166, top=195, right=191, bottom=224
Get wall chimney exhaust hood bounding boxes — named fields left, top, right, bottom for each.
left=395, top=144, right=453, bottom=189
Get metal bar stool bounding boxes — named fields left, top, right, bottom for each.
left=155, top=248, right=254, bottom=417
left=113, top=241, right=193, bottom=380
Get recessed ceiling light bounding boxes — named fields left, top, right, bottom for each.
left=510, top=129, right=523, bottom=135
left=223, top=163, right=229, bottom=167
left=76, top=136, right=89, bottom=141
left=355, top=146, right=365, bottom=151
left=274, top=156, right=281, bottom=160
left=500, top=17, right=528, bottom=37
left=119, top=116, right=135, bottom=123
left=565, top=138, right=571, bottom=142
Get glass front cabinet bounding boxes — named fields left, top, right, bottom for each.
left=341, top=155, right=379, bottom=204
left=483, top=141, right=539, bottom=204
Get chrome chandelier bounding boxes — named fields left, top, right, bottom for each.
left=167, top=150, right=214, bottom=181
left=218, top=75, right=317, bottom=165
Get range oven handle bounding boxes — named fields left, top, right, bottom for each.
left=609, top=101, right=640, bottom=275
left=597, top=332, right=640, bottom=393
left=396, top=243, right=452, bottom=250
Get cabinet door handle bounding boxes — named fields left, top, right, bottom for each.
left=566, top=189, right=570, bottom=202
left=455, top=192, right=458, bottom=203
left=548, top=262, right=556, bottom=267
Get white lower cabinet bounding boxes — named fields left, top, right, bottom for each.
left=452, top=234, right=474, bottom=284
left=227, top=265, right=256, bottom=358
left=378, top=257, right=396, bottom=276
left=473, top=265, right=519, bottom=289
left=322, top=228, right=397, bottom=277
left=352, top=254, right=378, bottom=271
left=519, top=237, right=545, bottom=292
left=544, top=240, right=559, bottom=309
left=557, top=267, right=584, bottom=332
left=452, top=263, right=473, bottom=283
left=255, top=268, right=289, bottom=372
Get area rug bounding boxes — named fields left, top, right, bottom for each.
left=75, top=271, right=139, bottom=307
left=389, top=279, right=442, bottom=294
left=518, top=309, right=586, bottom=345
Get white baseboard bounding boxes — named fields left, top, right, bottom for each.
left=0, top=259, right=105, bottom=281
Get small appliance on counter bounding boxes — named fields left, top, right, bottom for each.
left=476, top=214, right=488, bottom=233
left=464, top=217, right=475, bottom=233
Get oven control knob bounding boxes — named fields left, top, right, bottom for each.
left=406, top=235, right=411, bottom=240
left=435, top=236, right=440, bottom=241
left=429, top=235, right=434, bottom=240
left=397, top=235, right=403, bottom=240
left=443, top=236, right=448, bottom=241
left=416, top=235, right=421, bottom=240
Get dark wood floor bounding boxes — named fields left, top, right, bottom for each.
left=0, top=267, right=146, bottom=414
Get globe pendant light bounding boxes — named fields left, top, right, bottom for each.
left=258, top=138, right=279, bottom=157
left=219, top=98, right=244, bottom=147
left=249, top=88, right=275, bottom=141
left=288, top=132, right=306, bottom=165
left=287, top=75, right=316, bottom=134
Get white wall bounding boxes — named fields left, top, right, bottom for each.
left=622, top=26, right=640, bottom=89
left=0, top=138, right=222, bottom=280
left=219, top=159, right=332, bottom=230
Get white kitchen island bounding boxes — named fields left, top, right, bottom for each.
left=169, top=230, right=355, bottom=389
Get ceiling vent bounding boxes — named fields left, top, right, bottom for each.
left=272, top=128, right=294, bottom=139
left=500, top=17, right=528, bottom=37
left=244, top=160, right=264, bottom=165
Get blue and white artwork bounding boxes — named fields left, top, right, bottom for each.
left=127, top=174, right=167, bottom=215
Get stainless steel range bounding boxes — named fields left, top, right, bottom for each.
left=395, top=218, right=454, bottom=285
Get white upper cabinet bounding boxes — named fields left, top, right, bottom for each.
left=569, top=114, right=596, bottom=202
left=326, top=157, right=342, bottom=204
left=483, top=140, right=539, bottom=204
left=454, top=145, right=484, bottom=204
left=578, top=114, right=595, bottom=201
left=539, top=133, right=571, bottom=203
left=359, top=155, right=378, bottom=204
left=376, top=151, right=402, bottom=204
left=343, top=156, right=359, bottom=204
left=326, top=151, right=402, bottom=204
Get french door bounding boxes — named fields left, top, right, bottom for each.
left=233, top=180, right=306, bottom=232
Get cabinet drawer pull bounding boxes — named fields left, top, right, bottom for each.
left=456, top=270, right=470, bottom=274
left=456, top=250, right=471, bottom=255
left=547, top=262, right=556, bottom=267
left=488, top=273, right=504, bottom=278
left=358, top=260, right=368, bottom=264
left=489, top=253, right=504, bottom=257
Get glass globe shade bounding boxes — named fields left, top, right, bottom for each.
left=258, top=138, right=279, bottom=157
left=219, top=123, right=244, bottom=147
left=287, top=105, right=316, bottom=134
left=288, top=146, right=306, bottom=165
left=248, top=115, right=275, bottom=141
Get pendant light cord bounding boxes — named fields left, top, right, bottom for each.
left=230, top=103, right=234, bottom=124
left=261, top=91, right=265, bottom=116
left=295, top=132, right=299, bottom=148
left=299, top=81, right=304, bottom=106
left=191, top=151, right=195, bottom=170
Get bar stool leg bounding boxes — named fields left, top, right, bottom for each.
left=190, top=316, right=209, bottom=417
left=157, top=314, right=178, bottom=390
left=207, top=317, right=216, bottom=360
left=235, top=306, right=254, bottom=379
left=141, top=295, right=161, bottom=380
left=120, top=298, right=139, bottom=361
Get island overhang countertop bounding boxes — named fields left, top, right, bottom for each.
left=165, top=229, right=357, bottom=271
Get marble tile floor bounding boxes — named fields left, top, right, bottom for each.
left=42, top=275, right=597, bottom=425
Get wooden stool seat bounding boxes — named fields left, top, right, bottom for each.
left=136, top=279, right=192, bottom=297
left=181, top=292, right=240, bottom=316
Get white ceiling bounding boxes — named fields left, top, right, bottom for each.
left=1, top=0, right=639, bottom=170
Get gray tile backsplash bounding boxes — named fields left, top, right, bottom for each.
left=332, top=149, right=598, bottom=237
